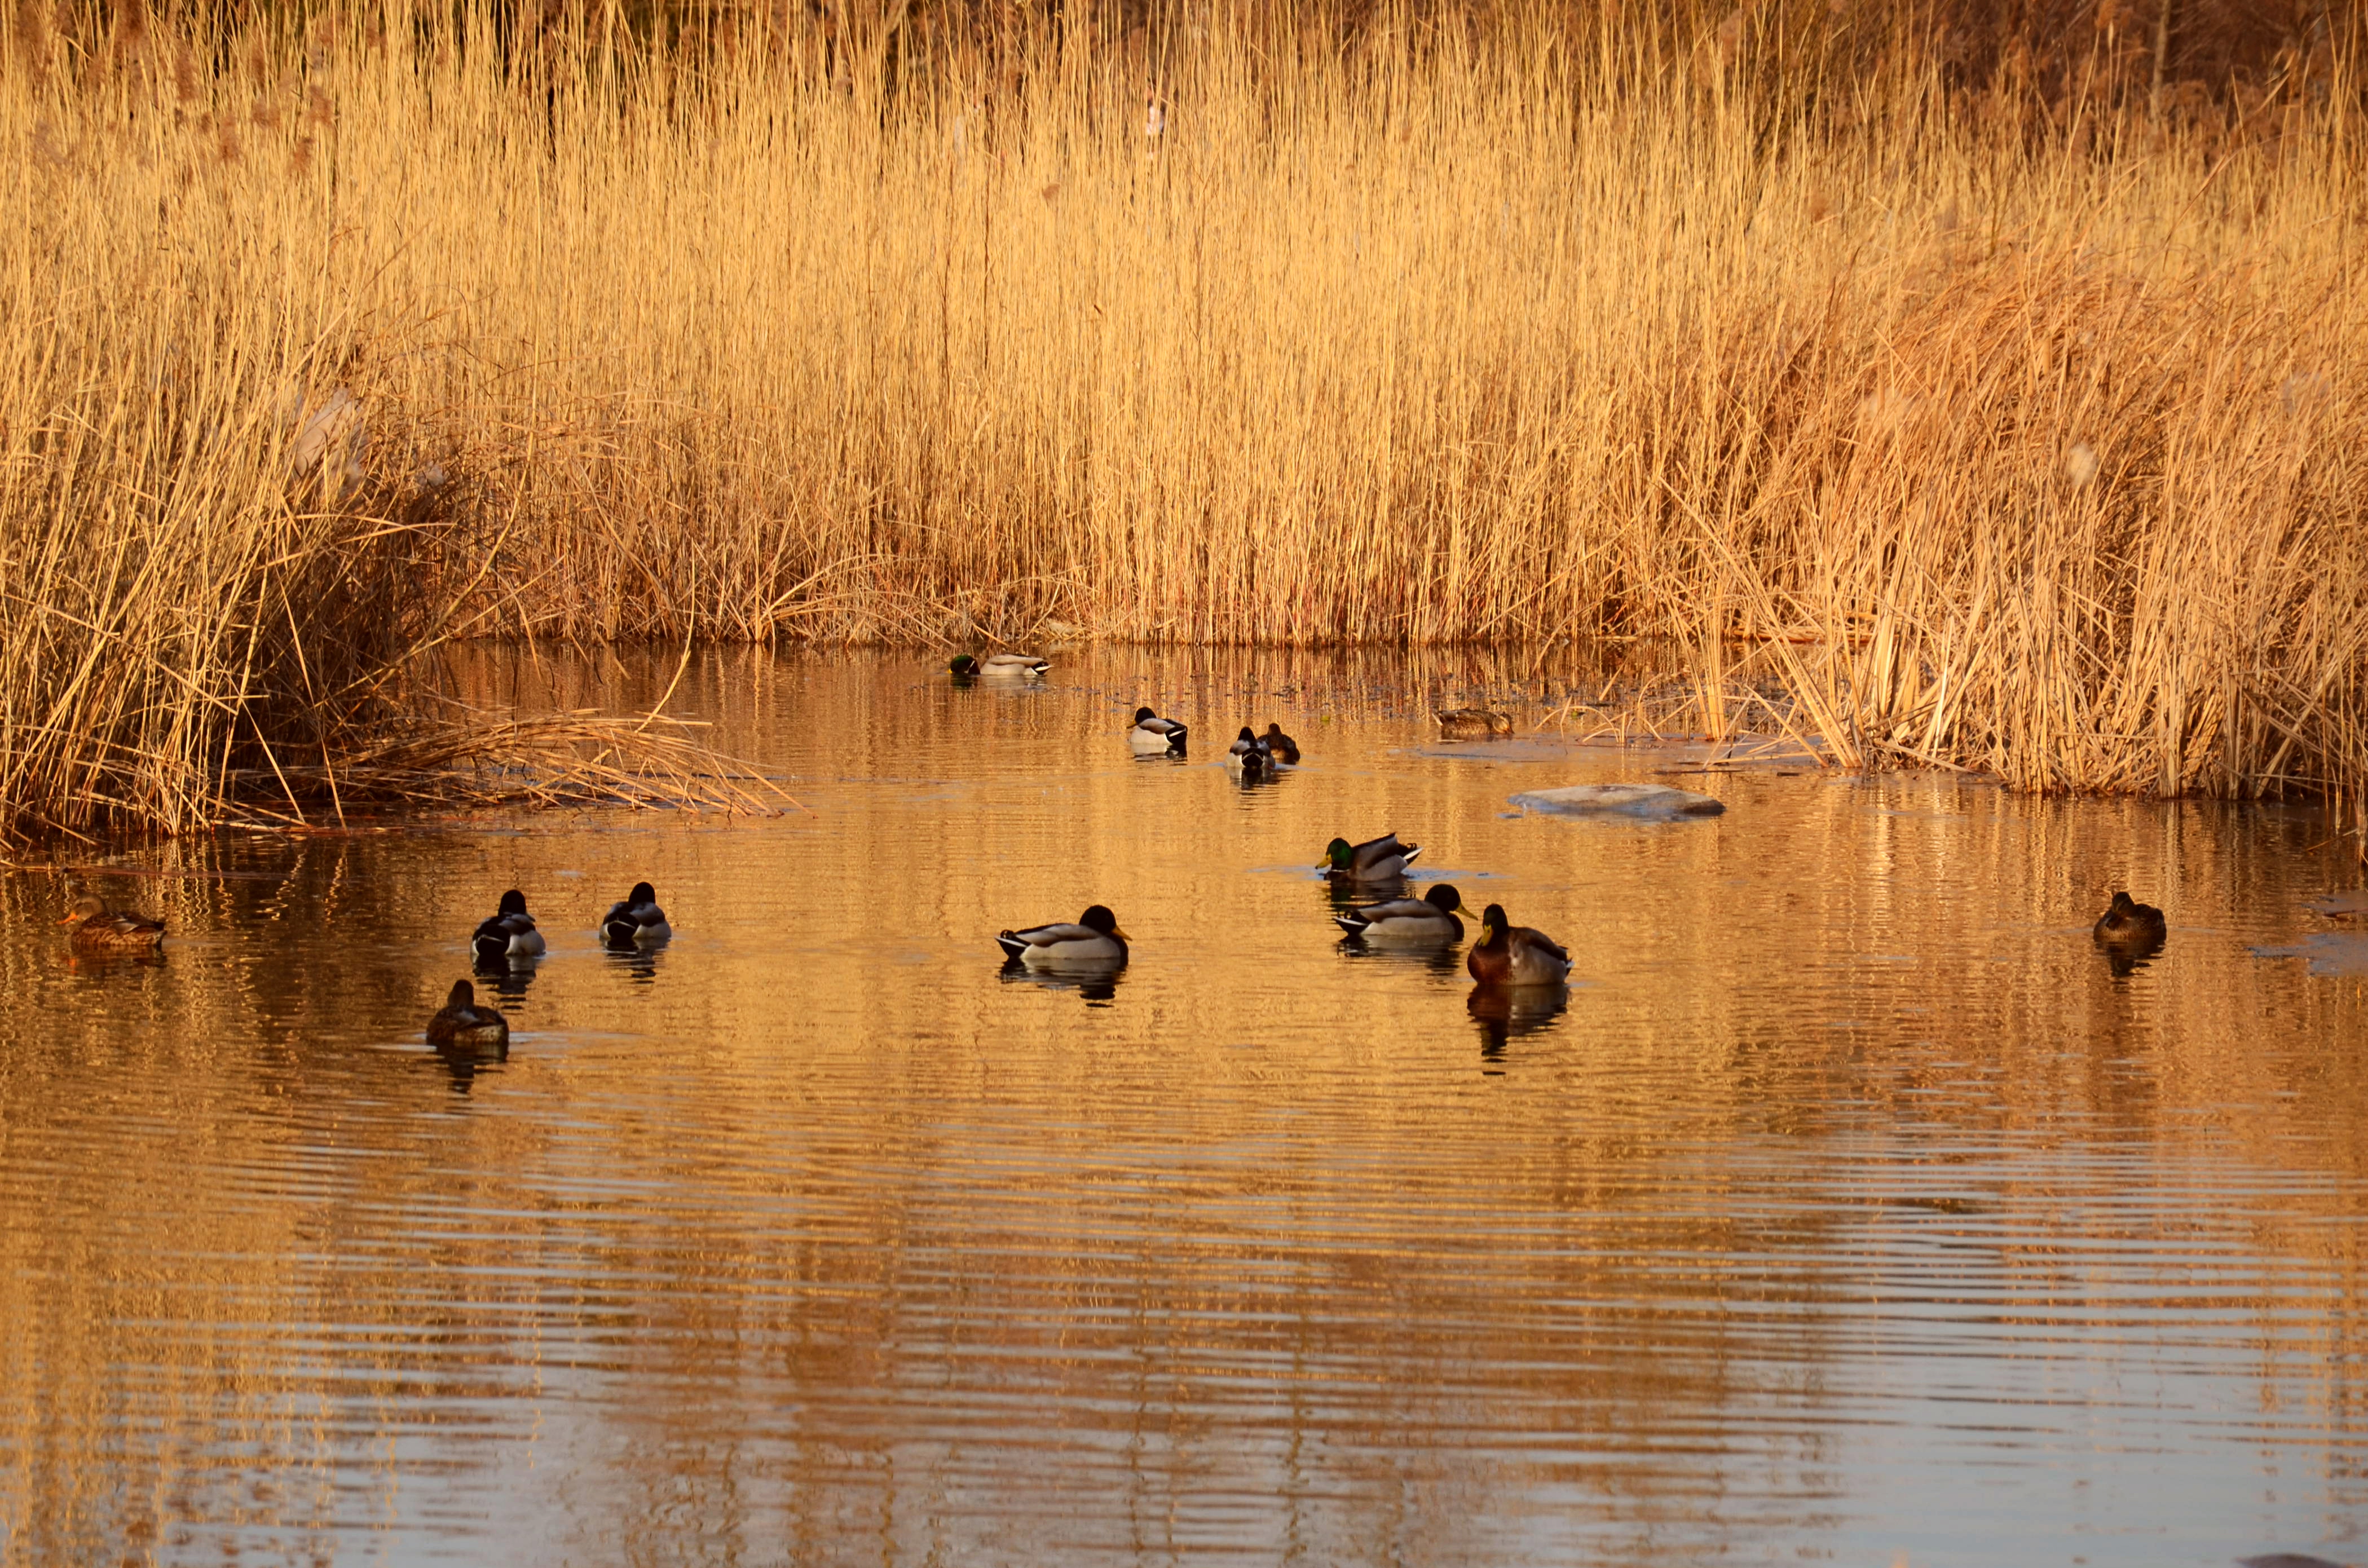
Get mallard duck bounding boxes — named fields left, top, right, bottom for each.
left=1262, top=723, right=1300, bottom=765
left=951, top=652, right=1051, bottom=679
left=997, top=904, right=1130, bottom=968
left=1436, top=708, right=1514, bottom=739
left=1227, top=726, right=1274, bottom=778
left=1334, top=883, right=1470, bottom=944
left=2093, top=891, right=2167, bottom=946
left=1129, top=706, right=1188, bottom=753
left=59, top=894, right=165, bottom=951
left=1466, top=903, right=1571, bottom=986
left=426, top=978, right=510, bottom=1049
left=599, top=881, right=672, bottom=947
left=1318, top=832, right=1421, bottom=880
left=471, top=889, right=546, bottom=963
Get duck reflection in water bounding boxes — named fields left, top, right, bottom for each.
left=603, top=943, right=664, bottom=984
left=1467, top=982, right=1570, bottom=1063
left=473, top=947, right=541, bottom=1004
left=998, top=962, right=1126, bottom=1005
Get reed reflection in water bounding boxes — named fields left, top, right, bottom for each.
left=0, top=648, right=2363, bottom=1567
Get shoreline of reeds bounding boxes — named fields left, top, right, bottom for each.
left=2, top=2, right=2363, bottom=847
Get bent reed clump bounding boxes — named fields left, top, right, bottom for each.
left=2, top=2, right=2363, bottom=843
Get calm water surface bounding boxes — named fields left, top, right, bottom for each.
left=3, top=649, right=2365, bottom=1567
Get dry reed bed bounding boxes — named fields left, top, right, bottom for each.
left=1, top=5, right=2362, bottom=842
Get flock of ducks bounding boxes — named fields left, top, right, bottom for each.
left=52, top=652, right=2177, bottom=1059
left=58, top=880, right=672, bottom=1060
left=977, top=651, right=1580, bottom=992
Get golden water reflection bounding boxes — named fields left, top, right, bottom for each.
left=1, top=648, right=2364, bottom=1566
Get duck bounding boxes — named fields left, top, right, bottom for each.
left=1318, top=832, right=1421, bottom=880
left=471, top=889, right=546, bottom=963
left=1227, top=726, right=1274, bottom=778
left=58, top=894, right=165, bottom=951
left=951, top=652, right=1051, bottom=679
left=997, top=904, right=1130, bottom=968
left=2092, top=890, right=2167, bottom=946
left=1128, top=706, right=1189, bottom=753
left=1436, top=708, right=1514, bottom=739
left=1334, top=883, right=1470, bottom=944
left=425, top=978, right=510, bottom=1050
left=1466, top=903, right=1572, bottom=986
left=599, top=881, right=672, bottom=947
left=1261, top=723, right=1300, bottom=765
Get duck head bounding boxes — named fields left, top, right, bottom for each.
left=1426, top=884, right=1470, bottom=916
left=627, top=881, right=656, bottom=906
left=58, top=894, right=107, bottom=927
left=497, top=889, right=530, bottom=917
left=1477, top=903, right=1510, bottom=943
left=1079, top=904, right=1131, bottom=942
left=1318, top=837, right=1354, bottom=870
left=1134, top=706, right=1159, bottom=725
left=446, top=978, right=478, bottom=1009
left=950, top=654, right=980, bottom=675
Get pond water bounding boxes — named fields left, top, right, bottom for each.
left=3, top=648, right=2365, bottom=1567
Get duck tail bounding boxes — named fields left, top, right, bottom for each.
left=1333, top=913, right=1368, bottom=937
left=994, top=931, right=1028, bottom=961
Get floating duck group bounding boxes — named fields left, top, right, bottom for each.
left=51, top=655, right=2180, bottom=1052
left=963, top=651, right=2175, bottom=995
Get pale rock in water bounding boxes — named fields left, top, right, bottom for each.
left=1509, top=783, right=1726, bottom=820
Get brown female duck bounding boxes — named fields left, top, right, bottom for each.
left=59, top=894, right=165, bottom=952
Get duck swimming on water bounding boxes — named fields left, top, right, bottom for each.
left=426, top=979, right=510, bottom=1050
left=1466, top=904, right=1572, bottom=986
left=600, top=882, right=672, bottom=947
left=1261, top=723, right=1300, bottom=765
left=1319, top=832, right=1421, bottom=881
left=998, top=905, right=1130, bottom=968
left=1128, top=707, right=1189, bottom=754
left=951, top=653, right=1051, bottom=679
left=1334, top=884, right=1471, bottom=945
left=59, top=894, right=165, bottom=952
left=1227, top=726, right=1275, bottom=779
left=472, top=889, right=545, bottom=964
left=2093, top=891, right=2167, bottom=946
left=1435, top=708, right=1513, bottom=739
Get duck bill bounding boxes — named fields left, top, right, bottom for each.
left=1112, top=928, right=1133, bottom=943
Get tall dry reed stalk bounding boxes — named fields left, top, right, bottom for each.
left=1, top=2, right=2362, bottom=842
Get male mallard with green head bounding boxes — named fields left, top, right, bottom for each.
left=998, top=904, right=1130, bottom=968
left=1335, top=884, right=1471, bottom=945
left=426, top=979, right=510, bottom=1050
left=1466, top=903, right=1571, bottom=986
left=951, top=653, right=1052, bottom=679
left=1318, top=832, right=1420, bottom=881
left=59, top=894, right=165, bottom=952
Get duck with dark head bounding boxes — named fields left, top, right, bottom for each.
left=1466, top=904, right=1571, bottom=987
left=2092, top=891, right=2166, bottom=975
left=601, top=881, right=672, bottom=948
left=472, top=889, right=545, bottom=964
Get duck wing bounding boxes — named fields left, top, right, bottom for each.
left=1517, top=926, right=1570, bottom=964
left=470, top=915, right=513, bottom=962
left=1334, top=897, right=1427, bottom=936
